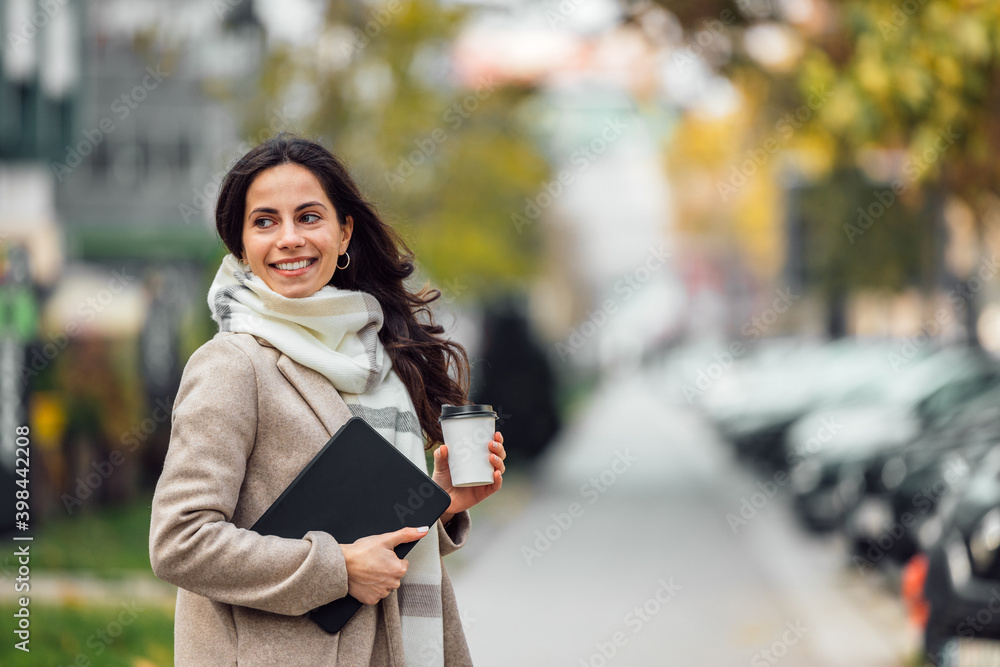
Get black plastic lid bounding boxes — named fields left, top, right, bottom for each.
left=439, top=404, right=497, bottom=421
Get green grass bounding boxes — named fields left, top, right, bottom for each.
left=31, top=496, right=155, bottom=576
left=0, top=497, right=173, bottom=663
left=0, top=601, right=173, bottom=666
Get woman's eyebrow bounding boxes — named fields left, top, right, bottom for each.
left=247, top=201, right=328, bottom=217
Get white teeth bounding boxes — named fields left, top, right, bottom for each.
left=274, top=259, right=314, bottom=270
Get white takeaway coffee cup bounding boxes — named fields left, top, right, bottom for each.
left=439, top=404, right=498, bottom=487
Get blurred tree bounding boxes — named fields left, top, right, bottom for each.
left=649, top=0, right=1000, bottom=339
left=55, top=338, right=143, bottom=514
left=246, top=0, right=551, bottom=300
left=794, top=169, right=939, bottom=335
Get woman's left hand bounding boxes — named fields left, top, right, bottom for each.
left=433, top=431, right=505, bottom=524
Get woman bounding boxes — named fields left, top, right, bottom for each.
left=149, top=134, right=505, bottom=666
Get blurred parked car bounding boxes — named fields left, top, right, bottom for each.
left=711, top=339, right=903, bottom=466
left=922, top=444, right=1000, bottom=664
left=845, top=389, right=1000, bottom=567
left=788, top=346, right=998, bottom=532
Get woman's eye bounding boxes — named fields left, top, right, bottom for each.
left=301, top=213, right=320, bottom=223
left=254, top=218, right=275, bottom=228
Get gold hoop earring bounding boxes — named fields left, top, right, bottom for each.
left=337, top=252, right=351, bottom=270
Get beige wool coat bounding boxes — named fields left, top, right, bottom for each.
left=149, top=332, right=473, bottom=666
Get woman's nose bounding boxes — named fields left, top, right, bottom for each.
left=276, top=220, right=305, bottom=247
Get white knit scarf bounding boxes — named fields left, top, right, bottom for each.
left=208, top=253, right=444, bottom=666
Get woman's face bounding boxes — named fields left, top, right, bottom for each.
left=241, top=163, right=353, bottom=299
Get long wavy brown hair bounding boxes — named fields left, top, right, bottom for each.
left=214, top=133, right=470, bottom=447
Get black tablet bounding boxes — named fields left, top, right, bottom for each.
left=250, top=416, right=451, bottom=634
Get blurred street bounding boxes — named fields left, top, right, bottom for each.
left=452, top=361, right=919, bottom=666
left=4, top=0, right=1000, bottom=663
left=0, top=355, right=936, bottom=665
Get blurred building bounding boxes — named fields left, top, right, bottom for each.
left=0, top=0, right=276, bottom=516
left=0, top=0, right=83, bottom=529
left=0, top=0, right=75, bottom=284
left=57, top=0, right=266, bottom=272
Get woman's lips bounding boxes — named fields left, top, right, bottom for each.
left=270, top=258, right=318, bottom=276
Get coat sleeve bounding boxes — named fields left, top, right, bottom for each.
left=437, top=510, right=470, bottom=558
left=149, top=337, right=350, bottom=616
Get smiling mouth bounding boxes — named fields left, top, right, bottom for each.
left=271, top=258, right=317, bottom=271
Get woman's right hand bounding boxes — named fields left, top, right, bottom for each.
left=341, top=526, right=429, bottom=605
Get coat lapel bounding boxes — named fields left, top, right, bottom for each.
left=275, top=353, right=354, bottom=438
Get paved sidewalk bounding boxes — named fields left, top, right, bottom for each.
left=0, top=571, right=176, bottom=608
left=450, top=370, right=919, bottom=666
